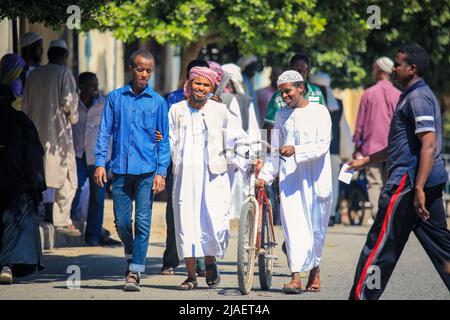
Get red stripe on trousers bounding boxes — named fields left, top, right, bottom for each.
left=355, top=174, right=408, bottom=300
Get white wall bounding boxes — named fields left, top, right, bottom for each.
left=78, top=30, right=124, bottom=95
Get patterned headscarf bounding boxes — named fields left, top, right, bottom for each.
left=0, top=53, right=26, bottom=97
left=183, top=66, right=218, bottom=98
left=207, top=61, right=223, bottom=88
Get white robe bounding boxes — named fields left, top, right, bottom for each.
left=258, top=102, right=333, bottom=273
left=226, top=97, right=261, bottom=219
left=169, top=101, right=249, bottom=260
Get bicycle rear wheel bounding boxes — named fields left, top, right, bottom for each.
left=237, top=199, right=258, bottom=295
left=258, top=201, right=274, bottom=290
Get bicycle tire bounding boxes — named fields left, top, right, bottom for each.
left=258, top=201, right=273, bottom=290
left=237, top=199, right=258, bottom=295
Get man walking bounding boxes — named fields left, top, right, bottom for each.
left=94, top=50, right=170, bottom=291
left=22, top=39, right=81, bottom=237
left=348, top=44, right=450, bottom=300
left=353, top=57, right=401, bottom=223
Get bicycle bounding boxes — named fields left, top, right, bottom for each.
left=230, top=140, right=278, bottom=295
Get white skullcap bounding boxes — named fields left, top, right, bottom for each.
left=49, top=39, right=68, bottom=50
left=375, top=57, right=394, bottom=74
left=20, top=32, right=42, bottom=48
left=237, top=55, right=257, bottom=70
left=277, top=70, right=304, bottom=87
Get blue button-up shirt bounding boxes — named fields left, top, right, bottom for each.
left=95, top=83, right=170, bottom=176
left=166, top=89, right=185, bottom=109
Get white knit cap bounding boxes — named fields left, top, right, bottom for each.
left=49, top=39, right=68, bottom=50
left=20, top=32, right=42, bottom=48
left=277, top=70, right=304, bottom=87
left=376, top=57, right=394, bottom=74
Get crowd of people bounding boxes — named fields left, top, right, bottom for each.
left=0, top=31, right=448, bottom=299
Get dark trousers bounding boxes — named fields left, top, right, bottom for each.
left=70, top=155, right=108, bottom=244
left=349, top=174, right=450, bottom=300
left=162, top=163, right=205, bottom=271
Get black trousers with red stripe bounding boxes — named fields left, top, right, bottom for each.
left=349, top=174, right=450, bottom=300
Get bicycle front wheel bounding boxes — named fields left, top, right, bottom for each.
left=237, top=199, right=258, bottom=295
left=258, top=201, right=274, bottom=290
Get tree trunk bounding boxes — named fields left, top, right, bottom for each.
left=178, top=32, right=222, bottom=87
left=178, top=40, right=205, bottom=87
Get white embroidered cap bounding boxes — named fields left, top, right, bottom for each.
left=277, top=70, right=304, bottom=87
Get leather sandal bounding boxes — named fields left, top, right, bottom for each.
left=178, top=278, right=198, bottom=290
left=205, top=262, right=221, bottom=288
left=282, top=279, right=302, bottom=294
left=160, top=267, right=175, bottom=275
left=306, top=266, right=321, bottom=292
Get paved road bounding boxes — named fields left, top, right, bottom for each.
left=0, top=201, right=449, bottom=300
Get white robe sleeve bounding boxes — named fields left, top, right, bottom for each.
left=168, top=106, right=179, bottom=161
left=258, top=112, right=282, bottom=185
left=247, top=101, right=262, bottom=153
left=61, top=68, right=79, bottom=125
left=294, top=107, right=332, bottom=164
left=223, top=108, right=252, bottom=172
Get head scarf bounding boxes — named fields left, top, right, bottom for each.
left=221, top=63, right=245, bottom=94
left=207, top=61, right=223, bottom=88
left=183, top=66, right=218, bottom=98
left=277, top=70, right=304, bottom=87
left=309, top=72, right=339, bottom=111
left=375, top=57, right=394, bottom=74
left=0, top=53, right=26, bottom=97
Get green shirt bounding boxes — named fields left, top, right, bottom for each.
left=264, top=82, right=325, bottom=125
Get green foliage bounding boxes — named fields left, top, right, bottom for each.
left=0, top=0, right=108, bottom=29
left=89, top=0, right=326, bottom=56
left=3, top=0, right=449, bottom=93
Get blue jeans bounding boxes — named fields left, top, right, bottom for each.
left=70, top=155, right=108, bottom=244
left=112, top=172, right=155, bottom=273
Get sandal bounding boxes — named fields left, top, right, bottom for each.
left=160, top=267, right=175, bottom=276
left=205, top=262, right=221, bottom=288
left=282, top=278, right=302, bottom=294
left=306, top=266, right=321, bottom=292
left=178, top=278, right=198, bottom=290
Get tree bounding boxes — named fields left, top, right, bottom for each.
left=0, top=0, right=108, bottom=28
left=88, top=0, right=327, bottom=83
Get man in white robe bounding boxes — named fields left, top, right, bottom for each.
left=22, top=40, right=80, bottom=236
left=256, top=70, right=333, bottom=294
left=221, top=63, right=261, bottom=220
left=169, top=67, right=248, bottom=290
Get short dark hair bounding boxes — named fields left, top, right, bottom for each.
left=292, top=81, right=304, bottom=88
left=129, top=49, right=154, bottom=67
left=47, top=47, right=67, bottom=62
left=398, top=44, right=429, bottom=76
left=186, top=59, right=209, bottom=76
left=78, top=72, right=97, bottom=85
left=289, top=53, right=310, bottom=68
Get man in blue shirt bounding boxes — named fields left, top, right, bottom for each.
left=347, top=44, right=450, bottom=300
left=94, top=49, right=170, bottom=291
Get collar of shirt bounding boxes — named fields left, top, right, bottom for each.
left=123, top=82, right=154, bottom=97
left=399, top=79, right=427, bottom=103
